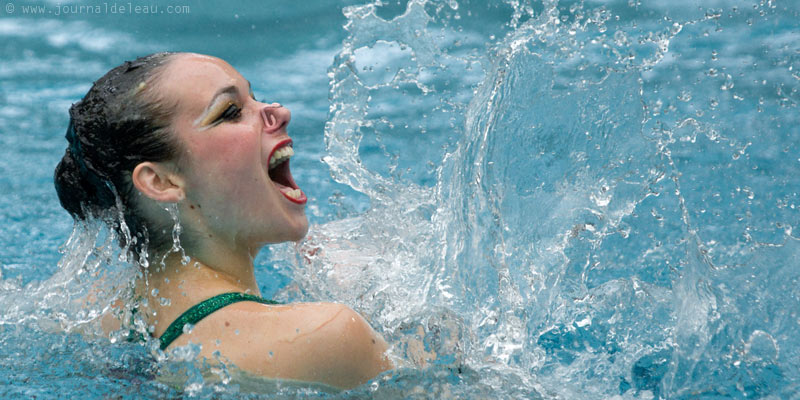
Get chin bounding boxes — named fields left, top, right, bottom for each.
left=276, top=215, right=309, bottom=243
left=288, top=219, right=310, bottom=242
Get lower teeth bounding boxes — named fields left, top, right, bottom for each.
left=284, top=188, right=302, bottom=199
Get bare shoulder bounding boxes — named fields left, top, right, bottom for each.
left=166, top=301, right=392, bottom=389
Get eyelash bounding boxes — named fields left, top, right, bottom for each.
left=212, top=87, right=257, bottom=124
left=216, top=103, right=242, bottom=123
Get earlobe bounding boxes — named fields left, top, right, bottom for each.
left=132, top=162, right=185, bottom=203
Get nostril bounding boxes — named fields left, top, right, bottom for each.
left=261, top=108, right=278, bottom=131
left=261, top=104, right=288, bottom=133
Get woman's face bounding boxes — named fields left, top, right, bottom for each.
left=155, top=53, right=308, bottom=247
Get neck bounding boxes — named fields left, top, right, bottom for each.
left=183, top=237, right=260, bottom=292
left=144, top=240, right=261, bottom=297
left=134, top=246, right=261, bottom=337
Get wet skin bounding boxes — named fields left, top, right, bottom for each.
left=122, top=53, right=392, bottom=389
left=161, top=54, right=308, bottom=274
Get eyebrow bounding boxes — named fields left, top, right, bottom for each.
left=210, top=85, right=239, bottom=106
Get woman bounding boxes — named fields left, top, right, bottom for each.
left=54, top=52, right=392, bottom=389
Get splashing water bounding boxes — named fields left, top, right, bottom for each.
left=1, top=0, right=799, bottom=398
left=277, top=0, right=800, bottom=398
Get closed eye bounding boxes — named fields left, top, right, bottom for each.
left=215, top=103, right=242, bottom=123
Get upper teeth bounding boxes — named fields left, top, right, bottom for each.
left=269, top=146, right=294, bottom=169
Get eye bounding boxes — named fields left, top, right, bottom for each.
left=216, top=103, right=242, bottom=122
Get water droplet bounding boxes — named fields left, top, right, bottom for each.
left=721, top=74, right=734, bottom=90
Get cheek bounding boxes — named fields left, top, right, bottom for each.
left=190, top=135, right=259, bottom=175
left=182, top=135, right=264, bottom=200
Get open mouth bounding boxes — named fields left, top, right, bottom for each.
left=267, top=140, right=306, bottom=204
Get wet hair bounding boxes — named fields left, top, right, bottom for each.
left=54, top=52, right=180, bottom=257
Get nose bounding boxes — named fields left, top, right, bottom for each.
left=260, top=103, right=291, bottom=134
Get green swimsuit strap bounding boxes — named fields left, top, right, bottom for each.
left=159, top=292, right=279, bottom=350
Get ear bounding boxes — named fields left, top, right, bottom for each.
left=131, top=162, right=185, bottom=203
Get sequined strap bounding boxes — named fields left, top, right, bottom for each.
left=159, top=292, right=279, bottom=350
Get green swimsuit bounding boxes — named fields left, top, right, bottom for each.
left=158, top=292, right=279, bottom=350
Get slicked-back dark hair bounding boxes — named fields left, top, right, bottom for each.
left=54, top=52, right=180, bottom=257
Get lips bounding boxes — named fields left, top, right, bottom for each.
left=266, top=139, right=306, bottom=205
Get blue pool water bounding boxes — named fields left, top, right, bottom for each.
left=1, top=0, right=799, bottom=398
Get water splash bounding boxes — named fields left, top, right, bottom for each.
left=0, top=215, right=135, bottom=335
left=1, top=0, right=798, bottom=397
left=279, top=0, right=800, bottom=397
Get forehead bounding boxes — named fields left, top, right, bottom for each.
left=156, top=54, right=246, bottom=116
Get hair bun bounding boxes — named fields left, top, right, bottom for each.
left=54, top=148, right=114, bottom=219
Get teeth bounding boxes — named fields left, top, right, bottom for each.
left=283, top=188, right=303, bottom=200
left=269, top=146, right=294, bottom=170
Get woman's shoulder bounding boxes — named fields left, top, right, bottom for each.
left=167, top=300, right=392, bottom=389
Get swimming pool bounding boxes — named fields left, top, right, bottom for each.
left=1, top=0, right=798, bottom=397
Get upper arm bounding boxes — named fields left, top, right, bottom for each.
left=166, top=302, right=392, bottom=389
